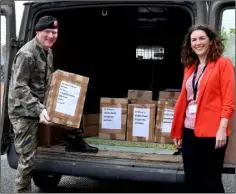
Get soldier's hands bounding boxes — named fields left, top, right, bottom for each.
left=39, top=109, right=50, bottom=124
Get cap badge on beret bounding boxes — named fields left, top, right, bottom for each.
left=53, top=21, right=58, bottom=28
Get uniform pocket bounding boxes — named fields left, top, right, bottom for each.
left=31, top=60, right=46, bottom=85
left=12, top=120, right=39, bottom=155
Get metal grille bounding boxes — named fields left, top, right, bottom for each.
left=136, top=46, right=165, bottom=60
left=58, top=176, right=98, bottom=191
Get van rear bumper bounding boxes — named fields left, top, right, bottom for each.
left=7, top=143, right=235, bottom=183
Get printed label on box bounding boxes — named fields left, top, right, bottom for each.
left=55, top=81, right=81, bottom=116
left=132, top=108, right=150, bottom=138
left=101, top=107, right=122, bottom=129
left=161, top=108, right=174, bottom=133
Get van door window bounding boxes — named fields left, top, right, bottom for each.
left=15, top=1, right=27, bottom=37
left=136, top=46, right=165, bottom=60
left=1, top=15, right=6, bottom=81
left=220, top=8, right=235, bottom=66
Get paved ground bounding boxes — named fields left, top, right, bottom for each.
left=1, top=154, right=235, bottom=193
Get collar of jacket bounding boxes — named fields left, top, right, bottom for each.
left=184, top=59, right=217, bottom=105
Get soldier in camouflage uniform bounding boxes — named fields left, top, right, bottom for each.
left=8, top=16, right=58, bottom=193
left=8, top=15, right=98, bottom=193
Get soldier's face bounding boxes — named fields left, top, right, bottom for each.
left=37, top=29, right=58, bottom=50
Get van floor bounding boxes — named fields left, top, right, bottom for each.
left=37, top=138, right=182, bottom=164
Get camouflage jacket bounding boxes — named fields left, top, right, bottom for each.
left=8, top=37, right=54, bottom=120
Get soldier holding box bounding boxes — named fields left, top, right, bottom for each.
left=8, top=16, right=98, bottom=193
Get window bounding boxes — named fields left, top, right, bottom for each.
left=1, top=15, right=6, bottom=81
left=220, top=8, right=235, bottom=66
left=15, top=1, right=28, bottom=37
left=136, top=46, right=165, bottom=60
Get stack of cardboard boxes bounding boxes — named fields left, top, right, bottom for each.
left=39, top=69, right=180, bottom=147
left=126, top=90, right=156, bottom=142
left=98, top=90, right=180, bottom=144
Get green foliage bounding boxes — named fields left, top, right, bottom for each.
left=221, top=27, right=236, bottom=43
left=221, top=27, right=235, bottom=66
left=220, top=28, right=228, bottom=46
left=229, top=28, right=236, bottom=34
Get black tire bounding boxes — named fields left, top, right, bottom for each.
left=32, top=171, right=62, bottom=190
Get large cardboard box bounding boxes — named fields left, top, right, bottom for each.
left=99, top=98, right=128, bottom=140
left=155, top=100, right=175, bottom=144
left=127, top=104, right=156, bottom=142
left=38, top=124, right=67, bottom=147
left=83, top=113, right=99, bottom=137
left=44, top=70, right=89, bottom=129
left=128, top=90, right=152, bottom=101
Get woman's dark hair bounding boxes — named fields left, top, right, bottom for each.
left=181, top=24, right=225, bottom=67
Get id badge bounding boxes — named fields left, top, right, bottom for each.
left=189, top=104, right=197, bottom=114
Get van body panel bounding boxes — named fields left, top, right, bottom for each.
left=6, top=142, right=235, bottom=183
left=208, top=0, right=236, bottom=165
left=0, top=0, right=16, bottom=155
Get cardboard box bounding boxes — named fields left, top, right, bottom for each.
left=83, top=113, right=99, bottom=137
left=127, top=104, right=156, bottom=142
left=38, top=113, right=100, bottom=147
left=44, top=70, right=89, bottom=129
left=159, top=90, right=180, bottom=101
left=128, top=99, right=158, bottom=106
left=155, top=100, right=175, bottom=144
left=38, top=124, right=67, bottom=147
left=128, top=90, right=152, bottom=101
left=99, top=98, right=128, bottom=140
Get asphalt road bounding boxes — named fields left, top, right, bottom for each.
left=1, top=154, right=235, bottom=193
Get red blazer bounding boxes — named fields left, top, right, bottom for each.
left=170, top=56, right=235, bottom=138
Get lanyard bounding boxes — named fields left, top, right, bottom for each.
left=192, top=64, right=207, bottom=101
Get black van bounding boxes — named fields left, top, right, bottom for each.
left=1, top=0, right=235, bottom=190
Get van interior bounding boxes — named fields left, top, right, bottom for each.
left=34, top=5, right=192, bottom=160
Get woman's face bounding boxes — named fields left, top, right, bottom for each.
left=190, top=30, right=210, bottom=58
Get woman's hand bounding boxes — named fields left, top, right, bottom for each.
left=215, top=127, right=227, bottom=149
left=173, top=138, right=182, bottom=149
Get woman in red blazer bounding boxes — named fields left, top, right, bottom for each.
left=170, top=24, right=235, bottom=193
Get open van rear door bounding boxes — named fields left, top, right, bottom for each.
left=0, top=0, right=16, bottom=155
left=208, top=0, right=236, bottom=166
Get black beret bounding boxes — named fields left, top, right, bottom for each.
left=35, top=16, right=58, bottom=31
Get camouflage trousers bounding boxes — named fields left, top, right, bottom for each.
left=11, top=118, right=39, bottom=193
